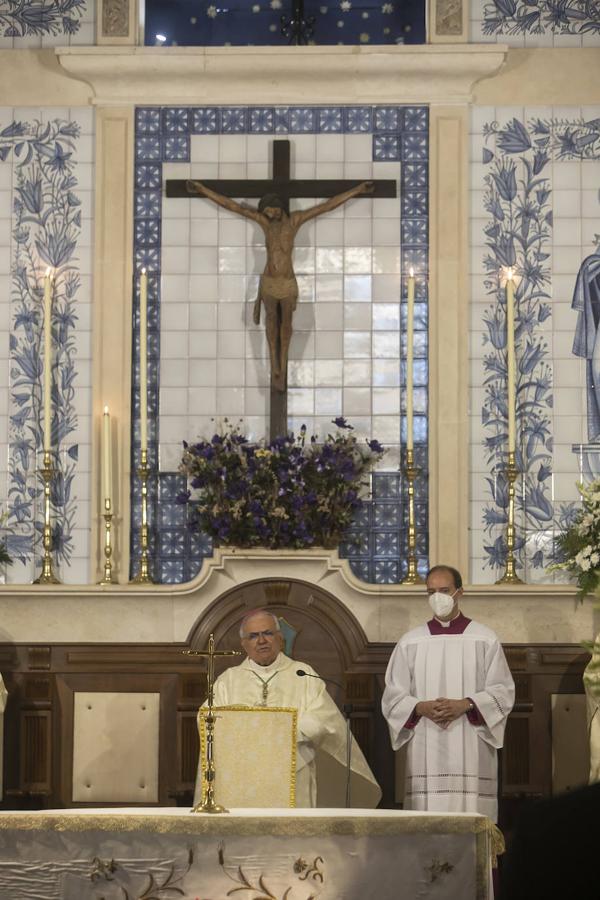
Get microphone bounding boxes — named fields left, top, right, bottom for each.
left=296, top=668, right=345, bottom=693
left=296, top=668, right=353, bottom=808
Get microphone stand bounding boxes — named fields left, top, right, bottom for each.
left=296, top=669, right=353, bottom=808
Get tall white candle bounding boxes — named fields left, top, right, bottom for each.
left=505, top=268, right=516, bottom=454
left=406, top=268, right=415, bottom=452
left=43, top=269, right=53, bottom=452
left=102, top=406, right=112, bottom=510
left=140, top=268, right=148, bottom=453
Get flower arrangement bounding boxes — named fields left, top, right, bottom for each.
left=178, top=418, right=385, bottom=550
left=552, top=479, right=600, bottom=600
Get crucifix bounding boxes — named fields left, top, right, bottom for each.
left=166, top=140, right=396, bottom=441
left=184, top=634, right=241, bottom=813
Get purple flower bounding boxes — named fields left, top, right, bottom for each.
left=333, top=416, right=353, bottom=429
left=367, top=439, right=384, bottom=453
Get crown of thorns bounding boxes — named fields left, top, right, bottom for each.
left=258, top=193, right=285, bottom=213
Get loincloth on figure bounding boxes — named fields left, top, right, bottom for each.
left=258, top=274, right=298, bottom=310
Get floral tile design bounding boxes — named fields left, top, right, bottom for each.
left=133, top=105, right=430, bottom=585
left=0, top=0, right=89, bottom=42
left=481, top=0, right=600, bottom=38
left=477, top=114, right=600, bottom=578
left=1, top=117, right=83, bottom=577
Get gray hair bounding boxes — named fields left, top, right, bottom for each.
left=239, top=609, right=281, bottom=639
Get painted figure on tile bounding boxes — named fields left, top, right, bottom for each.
left=572, top=250, right=600, bottom=441
left=186, top=180, right=373, bottom=392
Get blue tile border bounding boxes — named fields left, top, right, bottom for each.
left=132, top=104, right=430, bottom=584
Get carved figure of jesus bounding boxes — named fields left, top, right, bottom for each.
left=186, top=179, right=373, bottom=392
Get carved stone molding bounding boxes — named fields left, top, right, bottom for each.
left=435, top=0, right=463, bottom=36
left=55, top=45, right=508, bottom=106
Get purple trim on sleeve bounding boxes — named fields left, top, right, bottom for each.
left=404, top=706, right=421, bottom=729
left=427, top=612, right=472, bottom=635
left=466, top=698, right=485, bottom=726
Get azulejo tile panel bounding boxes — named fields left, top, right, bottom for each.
left=0, top=0, right=94, bottom=47
left=0, top=113, right=89, bottom=582
left=474, top=0, right=600, bottom=45
left=132, top=105, right=430, bottom=585
left=472, top=110, right=600, bottom=583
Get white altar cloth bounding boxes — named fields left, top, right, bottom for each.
left=0, top=807, right=495, bottom=899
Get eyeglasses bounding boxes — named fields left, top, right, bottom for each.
left=243, top=630, right=276, bottom=641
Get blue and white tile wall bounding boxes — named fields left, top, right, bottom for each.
left=133, top=104, right=429, bottom=584
left=0, top=0, right=95, bottom=47
left=471, top=0, right=600, bottom=45
left=0, top=106, right=94, bottom=584
left=469, top=105, right=600, bottom=584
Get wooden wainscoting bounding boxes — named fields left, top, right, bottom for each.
left=0, top=641, right=590, bottom=814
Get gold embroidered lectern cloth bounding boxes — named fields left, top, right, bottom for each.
left=0, top=808, right=496, bottom=899
left=198, top=705, right=297, bottom=807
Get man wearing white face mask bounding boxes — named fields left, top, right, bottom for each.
left=381, top=565, right=514, bottom=822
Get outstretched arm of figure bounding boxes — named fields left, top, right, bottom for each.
left=292, top=180, right=374, bottom=227
left=185, top=180, right=263, bottom=223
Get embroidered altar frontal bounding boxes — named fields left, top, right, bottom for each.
left=0, top=808, right=494, bottom=899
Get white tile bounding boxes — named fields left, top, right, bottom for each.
left=343, top=387, right=371, bottom=416
left=190, top=218, right=219, bottom=247
left=245, top=386, right=268, bottom=415
left=161, top=332, right=189, bottom=358
left=371, top=415, right=400, bottom=442
left=315, top=359, right=343, bottom=385
left=218, top=275, right=246, bottom=302
left=344, top=331, right=371, bottom=358
left=343, top=134, right=373, bottom=163
left=344, top=360, right=371, bottom=386
left=344, top=275, right=372, bottom=302
left=288, top=360, right=315, bottom=388
left=344, top=303, right=372, bottom=330
left=219, top=246, right=246, bottom=274
left=373, top=246, right=401, bottom=274
left=218, top=163, right=247, bottom=179
left=188, top=386, right=217, bottom=414
left=161, top=359, right=189, bottom=387
left=189, top=274, right=218, bottom=302
left=315, top=330, right=343, bottom=358
left=552, top=161, right=581, bottom=191
left=159, top=415, right=189, bottom=443
left=162, top=246, right=190, bottom=274
left=218, top=218, right=247, bottom=246
left=373, top=359, right=401, bottom=386
left=315, top=302, right=343, bottom=330
left=288, top=388, right=314, bottom=416
left=373, top=331, right=400, bottom=358
left=344, top=246, right=372, bottom=273
left=217, top=331, right=245, bottom=358
left=294, top=303, right=316, bottom=331
left=315, top=274, right=344, bottom=302
left=189, top=302, right=217, bottom=330
left=188, top=331, right=217, bottom=358
left=217, top=302, right=245, bottom=330
left=316, top=248, right=343, bottom=273
left=373, top=303, right=400, bottom=329
left=553, top=218, right=582, bottom=247
left=216, top=386, right=245, bottom=415
left=189, top=359, right=217, bottom=386
left=219, top=134, right=247, bottom=163
left=190, top=247, right=218, bottom=275
left=315, top=387, right=342, bottom=414
left=344, top=219, right=372, bottom=245
left=246, top=135, right=272, bottom=162
left=372, top=274, right=401, bottom=302
left=372, top=197, right=401, bottom=218
left=217, top=358, right=246, bottom=387
left=161, top=303, right=191, bottom=331
left=315, top=219, right=344, bottom=245
left=316, top=134, right=344, bottom=161
left=160, top=387, right=189, bottom=415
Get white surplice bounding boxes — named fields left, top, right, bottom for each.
left=195, top=652, right=381, bottom=809
left=382, top=619, right=515, bottom=822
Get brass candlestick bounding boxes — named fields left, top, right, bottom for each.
left=34, top=450, right=60, bottom=584
left=130, top=449, right=154, bottom=584
left=99, top=498, right=115, bottom=585
left=496, top=451, right=524, bottom=585
left=401, top=448, right=424, bottom=585
left=185, top=634, right=241, bottom=813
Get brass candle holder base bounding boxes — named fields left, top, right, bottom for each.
left=33, top=451, right=61, bottom=585
left=496, top=452, right=524, bottom=585
left=98, top=501, right=115, bottom=585
left=130, top=451, right=154, bottom=584
left=401, top=448, right=424, bottom=586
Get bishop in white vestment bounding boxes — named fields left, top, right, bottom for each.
left=382, top=566, right=514, bottom=822
left=195, top=610, right=381, bottom=808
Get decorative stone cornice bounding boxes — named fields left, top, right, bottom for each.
left=55, top=44, right=508, bottom=106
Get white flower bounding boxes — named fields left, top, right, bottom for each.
left=591, top=552, right=600, bottom=567
left=576, top=552, right=592, bottom=571
left=207, top=4, right=217, bottom=16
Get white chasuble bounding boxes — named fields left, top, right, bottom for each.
left=195, top=653, right=381, bottom=809
left=382, top=620, right=515, bottom=822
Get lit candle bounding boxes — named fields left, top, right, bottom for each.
left=140, top=268, right=148, bottom=453
left=102, top=406, right=112, bottom=510
left=505, top=268, right=516, bottom=454
left=43, top=268, right=53, bottom=452
left=406, top=267, right=415, bottom=452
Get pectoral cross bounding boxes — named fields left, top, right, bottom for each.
left=185, top=633, right=241, bottom=708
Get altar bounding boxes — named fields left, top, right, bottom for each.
left=0, top=808, right=496, bottom=899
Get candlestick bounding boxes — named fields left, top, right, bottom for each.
left=140, top=268, right=148, bottom=452
left=102, top=406, right=112, bottom=511
left=43, top=269, right=53, bottom=452
left=505, top=268, right=516, bottom=454
left=401, top=447, right=424, bottom=585
left=406, top=267, right=415, bottom=452
left=496, top=451, right=524, bottom=585
left=33, top=451, right=60, bottom=584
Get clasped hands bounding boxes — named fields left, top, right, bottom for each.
left=415, top=697, right=471, bottom=729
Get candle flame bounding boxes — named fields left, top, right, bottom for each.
left=104, top=405, right=109, bottom=415
left=506, top=267, right=514, bottom=281
left=141, top=267, right=147, bottom=275
left=409, top=267, right=415, bottom=278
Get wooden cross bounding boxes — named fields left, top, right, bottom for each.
left=166, top=139, right=397, bottom=441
